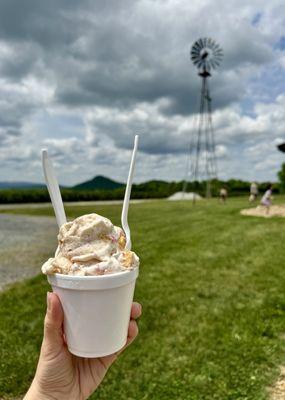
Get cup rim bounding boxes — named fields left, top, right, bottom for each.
left=53, top=267, right=137, bottom=280
left=48, top=267, right=139, bottom=290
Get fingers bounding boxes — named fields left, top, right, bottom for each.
left=42, top=292, right=64, bottom=353
left=126, top=319, right=139, bottom=345
left=130, top=302, right=142, bottom=320
left=117, top=302, right=142, bottom=353
left=127, top=302, right=142, bottom=344
left=114, top=321, right=138, bottom=357
left=128, top=302, right=142, bottom=344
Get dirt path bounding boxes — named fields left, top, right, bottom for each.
left=241, top=205, right=285, bottom=218
left=0, top=214, right=57, bottom=290
left=269, top=367, right=285, bottom=399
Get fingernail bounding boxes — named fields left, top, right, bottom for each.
left=47, top=292, right=52, bottom=310
left=136, top=303, right=142, bottom=315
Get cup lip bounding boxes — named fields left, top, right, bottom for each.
left=47, top=267, right=139, bottom=290
left=53, top=267, right=138, bottom=280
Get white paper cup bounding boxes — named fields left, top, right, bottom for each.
left=47, top=268, right=139, bottom=358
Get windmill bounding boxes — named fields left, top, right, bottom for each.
left=183, top=38, right=223, bottom=199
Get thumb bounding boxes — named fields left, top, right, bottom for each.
left=42, top=292, right=64, bottom=354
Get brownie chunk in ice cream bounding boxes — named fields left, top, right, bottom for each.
left=42, top=213, right=139, bottom=276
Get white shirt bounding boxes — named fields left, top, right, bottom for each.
left=261, top=190, right=271, bottom=203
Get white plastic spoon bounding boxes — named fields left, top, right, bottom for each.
left=42, top=149, right=67, bottom=228
left=121, top=135, right=139, bottom=251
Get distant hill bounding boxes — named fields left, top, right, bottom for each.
left=0, top=181, right=45, bottom=189
left=73, top=175, right=124, bottom=190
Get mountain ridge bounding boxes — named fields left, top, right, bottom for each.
left=0, top=181, right=45, bottom=189
left=73, top=175, right=124, bottom=190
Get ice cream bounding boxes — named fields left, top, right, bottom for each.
left=42, top=213, right=139, bottom=276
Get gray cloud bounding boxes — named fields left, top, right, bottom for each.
left=0, top=0, right=82, bottom=47
left=0, top=42, right=41, bottom=80
left=0, top=0, right=274, bottom=117
left=55, top=1, right=274, bottom=117
left=0, top=85, right=39, bottom=149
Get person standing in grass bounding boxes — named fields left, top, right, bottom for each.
left=249, top=182, right=258, bottom=203
left=219, top=187, right=228, bottom=204
left=260, top=184, right=273, bottom=215
left=24, top=292, right=142, bottom=400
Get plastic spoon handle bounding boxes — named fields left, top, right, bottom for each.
left=121, top=135, right=139, bottom=251
left=42, top=149, right=67, bottom=228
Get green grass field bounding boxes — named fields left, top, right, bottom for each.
left=1, top=198, right=285, bottom=399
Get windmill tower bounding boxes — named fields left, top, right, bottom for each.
left=183, top=38, right=223, bottom=199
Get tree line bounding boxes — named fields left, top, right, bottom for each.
left=0, top=178, right=280, bottom=204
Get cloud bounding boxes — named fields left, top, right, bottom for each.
left=85, top=99, right=193, bottom=154
left=0, top=0, right=284, bottom=184
left=54, top=0, right=275, bottom=116
left=84, top=94, right=285, bottom=158
left=0, top=0, right=275, bottom=115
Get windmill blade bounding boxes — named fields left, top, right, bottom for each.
left=191, top=50, right=200, bottom=59
left=209, top=60, right=215, bottom=69
left=211, top=59, right=219, bottom=69
left=193, top=41, right=202, bottom=51
left=197, top=60, right=204, bottom=68
left=208, top=38, right=214, bottom=48
left=198, top=38, right=204, bottom=49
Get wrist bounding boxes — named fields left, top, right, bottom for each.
left=24, top=379, right=55, bottom=400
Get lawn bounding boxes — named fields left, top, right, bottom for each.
left=1, top=198, right=285, bottom=399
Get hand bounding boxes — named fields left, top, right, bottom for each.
left=24, top=292, right=142, bottom=400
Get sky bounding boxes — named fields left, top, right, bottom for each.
left=0, top=0, right=285, bottom=186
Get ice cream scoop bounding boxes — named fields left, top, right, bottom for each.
left=42, top=213, right=139, bottom=276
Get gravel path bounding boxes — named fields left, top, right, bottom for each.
left=0, top=214, right=57, bottom=290
left=0, top=199, right=146, bottom=210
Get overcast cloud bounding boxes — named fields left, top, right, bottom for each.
left=0, top=0, right=284, bottom=185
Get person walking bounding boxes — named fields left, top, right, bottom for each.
left=260, top=184, right=273, bottom=215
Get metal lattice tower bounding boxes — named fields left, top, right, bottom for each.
left=183, top=37, right=223, bottom=199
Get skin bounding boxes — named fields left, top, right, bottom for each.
left=24, top=292, right=142, bottom=400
